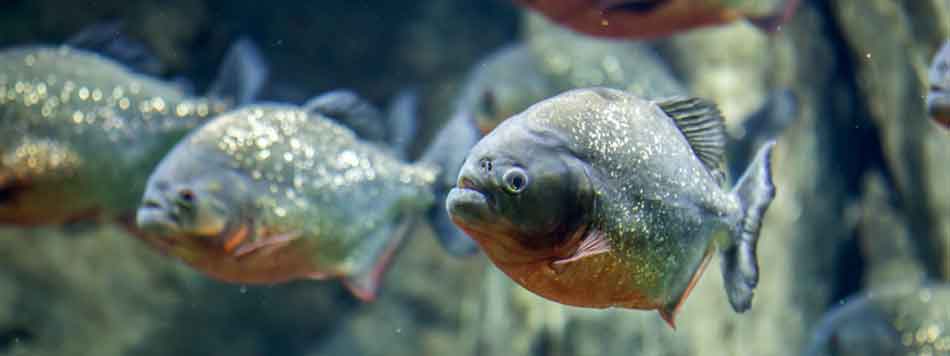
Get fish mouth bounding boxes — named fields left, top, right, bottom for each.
left=446, top=183, right=494, bottom=230
left=136, top=199, right=181, bottom=236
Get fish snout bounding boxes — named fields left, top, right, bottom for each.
left=447, top=160, right=494, bottom=229
left=136, top=181, right=181, bottom=235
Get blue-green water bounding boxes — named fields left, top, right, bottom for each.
left=0, top=1, right=948, bottom=355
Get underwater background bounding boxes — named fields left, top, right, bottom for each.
left=0, top=0, right=948, bottom=355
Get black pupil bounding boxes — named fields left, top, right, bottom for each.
left=511, top=175, right=524, bottom=190
left=481, top=159, right=493, bottom=172
left=180, top=190, right=194, bottom=202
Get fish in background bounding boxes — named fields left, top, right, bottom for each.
left=803, top=284, right=950, bottom=356
left=447, top=88, right=776, bottom=327
left=0, top=27, right=267, bottom=233
left=927, top=40, right=950, bottom=129
left=135, top=92, right=444, bottom=300
left=512, top=0, right=800, bottom=39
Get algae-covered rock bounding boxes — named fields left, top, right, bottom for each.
left=853, top=173, right=927, bottom=290
left=832, top=0, right=950, bottom=280
left=307, top=226, right=485, bottom=356
left=0, top=227, right=197, bottom=356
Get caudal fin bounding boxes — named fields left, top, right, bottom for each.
left=206, top=37, right=268, bottom=105
left=721, top=141, right=776, bottom=312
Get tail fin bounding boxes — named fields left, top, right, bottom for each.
left=385, top=89, right=420, bottom=160
left=206, top=36, right=268, bottom=105
left=721, top=141, right=776, bottom=312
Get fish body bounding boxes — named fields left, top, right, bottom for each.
left=804, top=284, right=950, bottom=356
left=927, top=41, right=950, bottom=129
left=446, top=88, right=776, bottom=327
left=513, top=0, right=800, bottom=39
left=136, top=104, right=437, bottom=300
left=524, top=12, right=686, bottom=98
left=454, top=13, right=687, bottom=138
left=0, top=46, right=232, bottom=227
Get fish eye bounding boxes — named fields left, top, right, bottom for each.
left=177, top=189, right=196, bottom=205
left=502, top=167, right=529, bottom=194
left=479, top=90, right=498, bottom=119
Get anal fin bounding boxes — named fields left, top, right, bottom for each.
left=342, top=216, right=416, bottom=302
left=658, top=247, right=714, bottom=329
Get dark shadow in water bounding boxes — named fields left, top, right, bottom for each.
left=0, top=326, right=34, bottom=352
left=812, top=0, right=894, bottom=304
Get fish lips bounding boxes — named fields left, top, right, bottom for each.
left=446, top=185, right=494, bottom=231
left=136, top=200, right=181, bottom=236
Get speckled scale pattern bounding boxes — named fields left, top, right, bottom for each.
left=522, top=88, right=740, bottom=302
left=0, top=46, right=228, bottom=216
left=187, top=105, right=437, bottom=266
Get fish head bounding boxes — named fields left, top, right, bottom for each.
left=447, top=117, right=594, bottom=262
left=927, top=41, right=950, bottom=127
left=136, top=142, right=252, bottom=249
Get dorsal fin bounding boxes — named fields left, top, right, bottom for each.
left=66, top=21, right=164, bottom=76
left=303, top=89, right=387, bottom=143
left=656, top=96, right=727, bottom=184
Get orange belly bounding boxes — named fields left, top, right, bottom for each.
left=170, top=238, right=333, bottom=285
left=492, top=251, right=664, bottom=311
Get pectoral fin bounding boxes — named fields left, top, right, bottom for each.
left=233, top=231, right=301, bottom=258
left=550, top=229, right=610, bottom=273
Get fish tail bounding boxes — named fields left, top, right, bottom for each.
left=721, top=140, right=776, bottom=312
left=206, top=37, right=268, bottom=105
left=385, top=88, right=420, bottom=160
